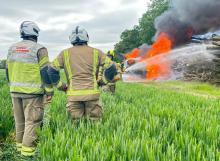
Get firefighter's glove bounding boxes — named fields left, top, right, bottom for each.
left=57, top=82, right=68, bottom=92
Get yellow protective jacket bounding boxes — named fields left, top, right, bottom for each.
left=7, top=40, right=52, bottom=95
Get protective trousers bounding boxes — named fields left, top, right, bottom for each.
left=12, top=96, right=44, bottom=156
left=66, top=99, right=102, bottom=121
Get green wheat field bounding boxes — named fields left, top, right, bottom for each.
left=0, top=69, right=220, bottom=161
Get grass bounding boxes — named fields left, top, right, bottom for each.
left=0, top=69, right=16, bottom=161
left=1, top=69, right=220, bottom=160
left=0, top=69, right=6, bottom=87
left=36, top=83, right=220, bottom=161
left=0, top=69, right=13, bottom=141
left=146, top=81, right=220, bottom=98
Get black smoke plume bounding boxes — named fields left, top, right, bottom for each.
left=155, top=0, right=220, bottom=45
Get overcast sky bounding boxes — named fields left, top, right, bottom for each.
left=0, top=0, right=148, bottom=59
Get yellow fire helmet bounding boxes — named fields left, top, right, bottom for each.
left=107, top=50, right=115, bottom=57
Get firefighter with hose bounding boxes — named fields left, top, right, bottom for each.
left=99, top=50, right=119, bottom=94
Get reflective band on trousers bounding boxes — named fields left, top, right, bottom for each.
left=21, top=145, right=35, bottom=156
left=10, top=82, right=42, bottom=88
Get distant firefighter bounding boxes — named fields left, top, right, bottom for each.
left=98, top=50, right=120, bottom=94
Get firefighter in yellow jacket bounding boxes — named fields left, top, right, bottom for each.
left=6, top=21, right=53, bottom=156
left=100, top=50, right=117, bottom=94
left=48, top=26, right=118, bottom=121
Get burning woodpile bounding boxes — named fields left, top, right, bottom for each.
left=182, top=41, right=220, bottom=84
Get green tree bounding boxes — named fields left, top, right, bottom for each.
left=139, top=0, right=170, bottom=44
left=114, top=0, right=170, bottom=54
left=114, top=26, right=142, bottom=54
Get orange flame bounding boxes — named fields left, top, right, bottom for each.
left=124, top=48, right=140, bottom=59
left=143, top=33, right=172, bottom=80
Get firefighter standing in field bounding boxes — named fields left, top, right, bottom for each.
left=100, top=50, right=117, bottom=94
left=6, top=21, right=53, bottom=156
left=48, top=26, right=118, bottom=121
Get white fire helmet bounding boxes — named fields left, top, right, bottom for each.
left=69, top=26, right=89, bottom=45
left=20, top=21, right=40, bottom=38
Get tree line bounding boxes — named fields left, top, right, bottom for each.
left=114, top=0, right=169, bottom=54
